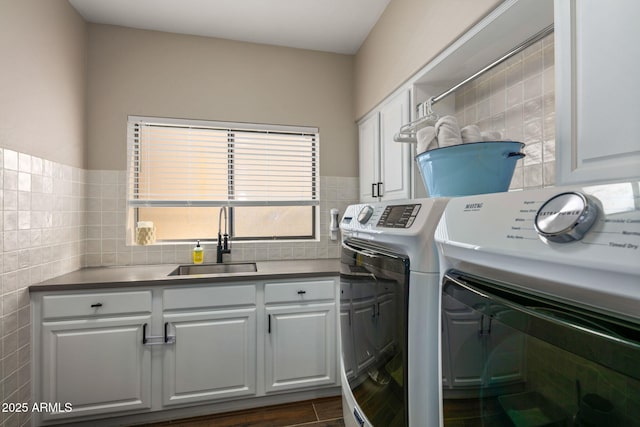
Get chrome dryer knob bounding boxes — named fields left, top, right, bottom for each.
left=357, top=205, right=374, bottom=224
left=534, top=192, right=598, bottom=243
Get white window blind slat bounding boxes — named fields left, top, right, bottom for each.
left=126, top=116, right=319, bottom=208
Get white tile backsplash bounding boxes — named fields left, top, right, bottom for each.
left=84, top=172, right=358, bottom=267
left=455, top=33, right=555, bottom=190
left=0, top=150, right=86, bottom=425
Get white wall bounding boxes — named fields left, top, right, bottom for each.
left=85, top=24, right=358, bottom=177
left=354, top=0, right=502, bottom=119
left=0, top=0, right=87, bottom=168
left=0, top=2, right=88, bottom=425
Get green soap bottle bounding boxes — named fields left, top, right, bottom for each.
left=192, top=240, right=204, bottom=264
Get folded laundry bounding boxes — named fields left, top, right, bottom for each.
left=461, top=124, right=482, bottom=143
left=481, top=130, right=503, bottom=141
left=411, top=113, right=504, bottom=153
left=435, top=115, right=462, bottom=147
left=416, top=126, right=436, bottom=154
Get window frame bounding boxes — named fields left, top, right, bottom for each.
left=127, top=116, right=319, bottom=243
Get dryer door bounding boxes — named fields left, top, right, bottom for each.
left=441, top=270, right=640, bottom=427
left=340, top=238, right=409, bottom=426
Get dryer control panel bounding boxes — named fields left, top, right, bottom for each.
left=377, top=204, right=422, bottom=228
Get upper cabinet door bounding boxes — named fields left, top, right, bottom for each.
left=379, top=90, right=412, bottom=200
left=358, top=113, right=380, bottom=202
left=555, top=0, right=640, bottom=184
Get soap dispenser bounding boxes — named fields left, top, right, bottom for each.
left=193, top=240, right=204, bottom=264
left=329, top=208, right=340, bottom=241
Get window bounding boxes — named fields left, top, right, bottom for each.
left=127, top=116, right=318, bottom=242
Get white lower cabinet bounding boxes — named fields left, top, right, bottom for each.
left=265, top=303, right=336, bottom=392
left=162, top=308, right=257, bottom=406
left=264, top=279, right=338, bottom=393
left=40, top=315, right=152, bottom=422
left=162, top=284, right=258, bottom=406
left=36, top=290, right=153, bottom=423
left=32, top=277, right=339, bottom=426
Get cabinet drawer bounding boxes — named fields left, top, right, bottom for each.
left=164, top=284, right=256, bottom=310
left=42, top=291, right=152, bottom=319
left=265, top=280, right=335, bottom=304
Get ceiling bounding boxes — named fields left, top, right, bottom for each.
left=68, top=0, right=392, bottom=54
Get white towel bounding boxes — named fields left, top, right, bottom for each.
left=481, top=130, right=503, bottom=141
left=435, top=116, right=462, bottom=148
left=416, top=126, right=436, bottom=154
left=461, top=125, right=482, bottom=143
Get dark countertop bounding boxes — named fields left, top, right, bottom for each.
left=30, top=259, right=341, bottom=292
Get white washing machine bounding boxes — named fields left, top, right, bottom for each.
left=339, top=197, right=448, bottom=427
left=435, top=181, right=640, bottom=426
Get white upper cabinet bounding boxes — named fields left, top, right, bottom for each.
left=379, top=90, right=412, bottom=200
left=555, top=0, right=640, bottom=184
left=358, top=113, right=380, bottom=202
left=359, top=89, right=411, bottom=202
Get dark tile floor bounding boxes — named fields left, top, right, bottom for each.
left=137, top=396, right=345, bottom=427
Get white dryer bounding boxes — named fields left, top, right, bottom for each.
left=435, top=181, right=640, bottom=426
left=339, top=197, right=448, bottom=427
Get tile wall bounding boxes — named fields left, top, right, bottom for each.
left=454, top=33, right=555, bottom=190
left=0, top=146, right=355, bottom=426
left=84, top=173, right=358, bottom=266
left=0, top=149, right=87, bottom=427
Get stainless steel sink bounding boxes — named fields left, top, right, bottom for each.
left=169, top=263, right=257, bottom=276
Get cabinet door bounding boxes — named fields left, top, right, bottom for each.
left=555, top=0, right=640, bottom=184
left=359, top=113, right=380, bottom=202
left=41, top=316, right=152, bottom=421
left=163, top=308, right=257, bottom=406
left=265, top=302, right=336, bottom=393
left=379, top=89, right=411, bottom=200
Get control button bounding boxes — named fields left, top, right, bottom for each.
left=534, top=192, right=598, bottom=243
left=357, top=205, right=374, bottom=224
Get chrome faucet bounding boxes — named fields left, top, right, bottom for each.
left=217, top=207, right=231, bottom=263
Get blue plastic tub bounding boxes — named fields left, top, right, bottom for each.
left=416, top=141, right=525, bottom=197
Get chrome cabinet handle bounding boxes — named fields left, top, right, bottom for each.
left=142, top=322, right=175, bottom=346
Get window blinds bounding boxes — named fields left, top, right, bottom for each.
left=127, top=116, right=318, bottom=207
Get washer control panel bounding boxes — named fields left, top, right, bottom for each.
left=534, top=192, right=599, bottom=243
left=377, top=204, right=421, bottom=228
left=437, top=182, right=640, bottom=270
